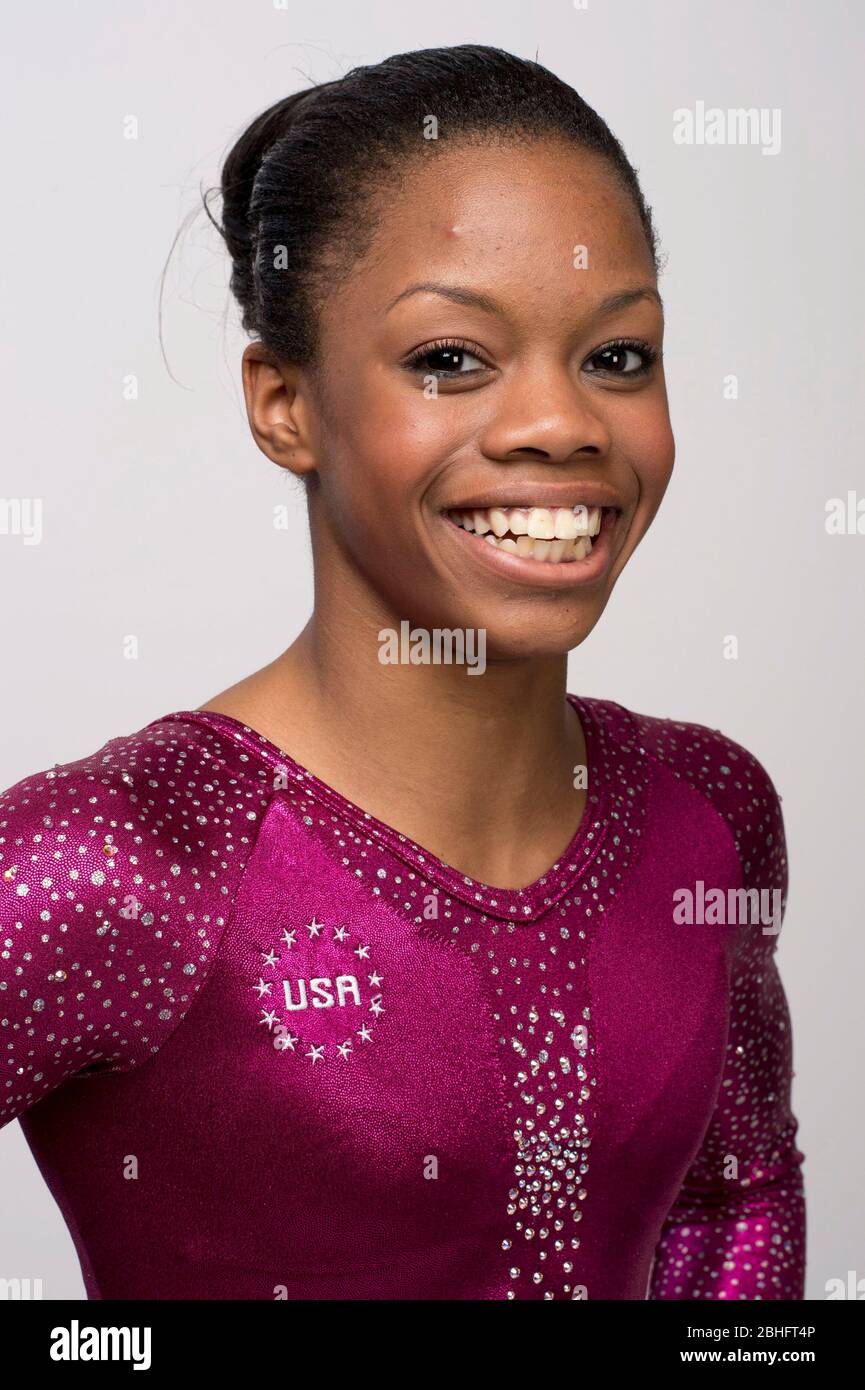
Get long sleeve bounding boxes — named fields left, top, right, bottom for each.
left=0, top=718, right=271, bottom=1129
left=648, top=934, right=806, bottom=1298
left=646, top=723, right=806, bottom=1299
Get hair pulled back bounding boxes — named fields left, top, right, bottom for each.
left=211, top=44, right=658, bottom=366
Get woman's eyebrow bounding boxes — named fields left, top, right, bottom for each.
left=385, top=281, right=662, bottom=317
left=385, top=281, right=502, bottom=315
left=596, top=286, right=663, bottom=316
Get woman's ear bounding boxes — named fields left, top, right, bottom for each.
left=241, top=341, right=318, bottom=478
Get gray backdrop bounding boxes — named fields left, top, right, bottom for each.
left=1, top=0, right=862, bottom=1302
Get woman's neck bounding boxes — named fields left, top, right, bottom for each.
left=199, top=611, right=587, bottom=890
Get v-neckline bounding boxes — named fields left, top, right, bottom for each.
left=151, top=693, right=611, bottom=923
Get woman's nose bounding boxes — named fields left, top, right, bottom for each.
left=479, top=363, right=612, bottom=464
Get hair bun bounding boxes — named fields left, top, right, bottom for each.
left=217, top=87, right=333, bottom=334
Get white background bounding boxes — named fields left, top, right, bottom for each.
left=1, top=0, right=862, bottom=1301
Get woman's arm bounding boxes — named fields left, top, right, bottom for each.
left=0, top=720, right=269, bottom=1128
left=611, top=701, right=808, bottom=1299
left=645, top=721, right=806, bottom=1300
left=648, top=924, right=806, bottom=1299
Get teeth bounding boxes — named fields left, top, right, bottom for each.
left=527, top=508, right=555, bottom=539
left=478, top=534, right=594, bottom=563
left=450, top=504, right=604, bottom=563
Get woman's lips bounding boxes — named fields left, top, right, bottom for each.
left=441, top=504, right=620, bottom=586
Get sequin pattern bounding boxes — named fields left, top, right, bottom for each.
left=0, top=696, right=805, bottom=1300
left=1, top=724, right=272, bottom=1121
left=620, top=704, right=806, bottom=1299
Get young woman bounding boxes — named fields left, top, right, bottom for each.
left=0, top=44, right=805, bottom=1300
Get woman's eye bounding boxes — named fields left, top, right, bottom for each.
left=406, top=342, right=487, bottom=377
left=584, top=343, right=654, bottom=376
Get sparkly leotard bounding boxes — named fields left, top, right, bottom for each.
left=0, top=695, right=805, bottom=1300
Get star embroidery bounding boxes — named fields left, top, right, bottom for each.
left=253, top=978, right=273, bottom=998
left=306, top=917, right=324, bottom=939
left=277, top=1029, right=298, bottom=1052
left=281, top=928, right=297, bottom=949
left=354, top=943, right=370, bottom=960
left=259, top=1009, right=278, bottom=1029
left=368, top=971, right=383, bottom=987
left=337, top=1040, right=353, bottom=1059
left=261, top=948, right=278, bottom=968
left=333, top=925, right=349, bottom=942
left=369, top=997, right=384, bottom=1017
left=306, top=1043, right=325, bottom=1064
left=357, top=1023, right=373, bottom=1043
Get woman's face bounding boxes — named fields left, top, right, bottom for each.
left=258, top=137, right=675, bottom=658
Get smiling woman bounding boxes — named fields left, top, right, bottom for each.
left=0, top=43, right=804, bottom=1302
left=227, top=114, right=673, bottom=663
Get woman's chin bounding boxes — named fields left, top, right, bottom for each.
left=379, top=607, right=605, bottom=666
left=479, top=617, right=601, bottom=663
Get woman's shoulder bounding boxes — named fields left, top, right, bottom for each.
left=0, top=711, right=277, bottom=1117
left=577, top=692, right=779, bottom=786
left=1, top=709, right=276, bottom=872
left=573, top=692, right=787, bottom=896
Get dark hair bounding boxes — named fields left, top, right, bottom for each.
left=208, top=44, right=658, bottom=368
